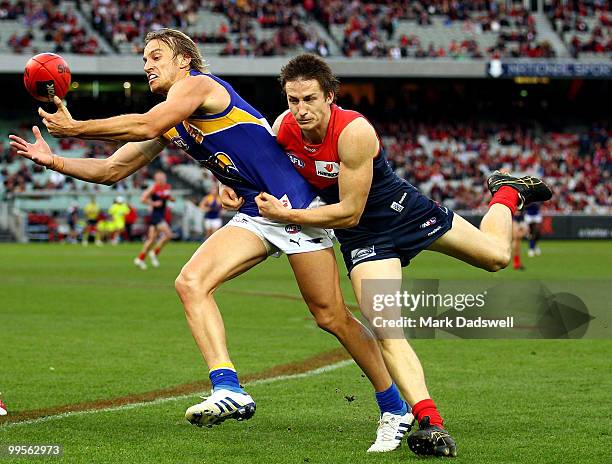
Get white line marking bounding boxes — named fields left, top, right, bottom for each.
left=0, top=360, right=353, bottom=429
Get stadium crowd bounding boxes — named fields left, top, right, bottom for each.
left=4, top=120, right=609, bottom=213
left=546, top=0, right=612, bottom=57
left=3, top=0, right=100, bottom=54
left=6, top=0, right=606, bottom=58
left=380, top=120, right=611, bottom=213
left=315, top=0, right=556, bottom=58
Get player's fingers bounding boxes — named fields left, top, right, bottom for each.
left=53, top=96, right=63, bottom=108
left=10, top=141, right=28, bottom=153
left=8, top=134, right=29, bottom=146
left=32, top=126, right=43, bottom=140
left=38, top=107, right=51, bottom=118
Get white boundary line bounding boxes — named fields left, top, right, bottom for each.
left=0, top=360, right=353, bottom=430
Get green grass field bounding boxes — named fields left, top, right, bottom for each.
left=1, top=241, right=611, bottom=463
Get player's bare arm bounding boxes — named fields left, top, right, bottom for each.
left=257, top=117, right=377, bottom=228
left=140, top=184, right=157, bottom=206
left=38, top=76, right=215, bottom=141
left=9, top=126, right=167, bottom=185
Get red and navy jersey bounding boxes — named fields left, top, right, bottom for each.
left=277, top=104, right=407, bottom=212
left=151, top=183, right=171, bottom=213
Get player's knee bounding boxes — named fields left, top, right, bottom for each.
left=310, top=303, right=351, bottom=334
left=175, top=269, right=213, bottom=301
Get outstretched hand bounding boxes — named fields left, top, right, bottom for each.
left=8, top=126, right=54, bottom=168
left=38, top=96, right=78, bottom=138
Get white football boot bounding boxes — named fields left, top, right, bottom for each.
left=133, top=257, right=147, bottom=270
left=148, top=251, right=160, bottom=267
left=367, top=411, right=415, bottom=452
left=185, top=389, right=256, bottom=427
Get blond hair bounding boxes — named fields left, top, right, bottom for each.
left=145, top=28, right=208, bottom=72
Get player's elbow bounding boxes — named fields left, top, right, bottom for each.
left=342, top=208, right=363, bottom=228
left=342, top=215, right=361, bottom=228
left=139, top=113, right=168, bottom=140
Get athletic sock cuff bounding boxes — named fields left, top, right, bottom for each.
left=489, top=186, right=519, bottom=215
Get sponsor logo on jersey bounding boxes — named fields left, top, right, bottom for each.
left=351, top=246, right=376, bottom=264
left=287, top=153, right=305, bottom=168
left=420, top=217, right=437, bottom=229
left=279, top=194, right=293, bottom=209
left=285, top=224, right=302, bottom=234
left=304, top=145, right=317, bottom=153
left=315, top=160, right=340, bottom=178
left=171, top=135, right=189, bottom=150
left=427, top=225, right=443, bottom=237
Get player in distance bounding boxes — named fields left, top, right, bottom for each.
left=135, top=171, right=174, bottom=269
left=9, top=29, right=413, bottom=452
left=222, top=54, right=553, bottom=458
left=199, top=185, right=223, bottom=240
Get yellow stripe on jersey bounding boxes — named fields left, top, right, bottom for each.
left=163, top=126, right=180, bottom=142
left=163, top=106, right=266, bottom=143
left=187, top=106, right=264, bottom=137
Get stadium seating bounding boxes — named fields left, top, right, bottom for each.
left=379, top=121, right=611, bottom=213
left=4, top=0, right=608, bottom=59
left=1, top=0, right=101, bottom=55
left=546, top=0, right=612, bottom=58
left=2, top=120, right=610, bottom=214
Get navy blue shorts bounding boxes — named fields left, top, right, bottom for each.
left=337, top=186, right=454, bottom=275
left=150, top=212, right=166, bottom=226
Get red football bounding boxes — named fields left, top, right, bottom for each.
left=23, top=53, right=71, bottom=102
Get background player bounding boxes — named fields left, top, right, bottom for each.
left=199, top=185, right=223, bottom=239
left=9, top=29, right=412, bottom=452
left=66, top=202, right=79, bottom=244
left=512, top=211, right=528, bottom=270
left=524, top=203, right=543, bottom=257
left=135, top=171, right=174, bottom=269
left=82, top=196, right=100, bottom=246
left=228, top=53, right=552, bottom=458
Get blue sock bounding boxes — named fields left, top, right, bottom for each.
left=209, top=368, right=244, bottom=394
left=375, top=383, right=409, bottom=416
left=529, top=239, right=536, bottom=250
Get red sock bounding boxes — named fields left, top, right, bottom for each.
left=489, top=186, right=519, bottom=215
left=513, top=254, right=522, bottom=269
left=138, top=252, right=146, bottom=260
left=154, top=247, right=161, bottom=255
left=412, top=398, right=444, bottom=428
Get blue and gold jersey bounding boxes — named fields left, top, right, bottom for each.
left=162, top=70, right=316, bottom=216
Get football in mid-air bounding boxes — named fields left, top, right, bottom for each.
left=23, top=52, right=71, bottom=102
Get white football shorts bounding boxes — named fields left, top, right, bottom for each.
left=204, top=218, right=223, bottom=230
left=524, top=214, right=543, bottom=224
left=226, top=197, right=334, bottom=256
